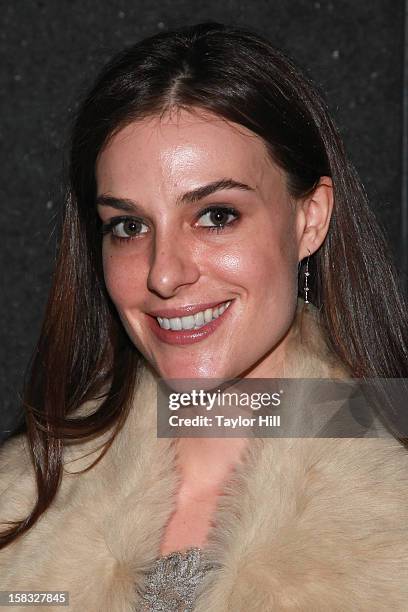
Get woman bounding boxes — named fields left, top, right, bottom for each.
left=1, top=21, right=408, bottom=611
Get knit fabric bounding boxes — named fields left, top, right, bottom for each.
left=139, top=547, right=214, bottom=611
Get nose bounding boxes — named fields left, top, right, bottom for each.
left=147, top=230, right=200, bottom=298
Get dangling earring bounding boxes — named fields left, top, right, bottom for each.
left=304, top=248, right=311, bottom=304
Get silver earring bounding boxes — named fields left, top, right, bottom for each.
left=304, top=249, right=311, bottom=304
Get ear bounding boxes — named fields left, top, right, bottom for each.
left=296, top=176, right=334, bottom=260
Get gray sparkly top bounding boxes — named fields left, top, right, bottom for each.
left=138, top=547, right=214, bottom=612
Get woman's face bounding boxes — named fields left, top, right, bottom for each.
left=96, top=108, right=308, bottom=380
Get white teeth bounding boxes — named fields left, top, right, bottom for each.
left=204, top=308, right=213, bottom=323
left=156, top=300, right=232, bottom=331
left=219, top=303, right=227, bottom=315
left=180, top=315, right=195, bottom=330
left=194, top=311, right=205, bottom=327
left=169, top=318, right=182, bottom=331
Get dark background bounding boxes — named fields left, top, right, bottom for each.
left=1, top=1, right=407, bottom=442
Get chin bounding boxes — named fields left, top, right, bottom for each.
left=156, top=360, right=240, bottom=390
left=158, top=377, right=223, bottom=394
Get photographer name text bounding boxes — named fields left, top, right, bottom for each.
left=168, top=414, right=281, bottom=428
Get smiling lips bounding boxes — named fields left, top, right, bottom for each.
left=147, top=300, right=233, bottom=345
left=157, top=300, right=231, bottom=331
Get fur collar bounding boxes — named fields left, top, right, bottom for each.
left=1, top=300, right=408, bottom=611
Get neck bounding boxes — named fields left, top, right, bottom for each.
left=174, top=436, right=250, bottom=502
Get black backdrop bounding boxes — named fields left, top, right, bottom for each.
left=1, top=0, right=406, bottom=441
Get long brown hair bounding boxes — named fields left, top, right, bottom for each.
left=1, top=21, right=407, bottom=549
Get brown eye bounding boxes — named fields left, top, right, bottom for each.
left=210, top=210, right=229, bottom=225
left=112, top=218, right=148, bottom=238
left=197, top=206, right=238, bottom=228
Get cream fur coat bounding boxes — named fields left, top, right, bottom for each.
left=1, top=301, right=408, bottom=611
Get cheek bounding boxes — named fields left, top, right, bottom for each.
left=102, top=246, right=147, bottom=308
left=212, top=225, right=297, bottom=289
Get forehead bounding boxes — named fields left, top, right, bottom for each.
left=95, top=108, right=282, bottom=196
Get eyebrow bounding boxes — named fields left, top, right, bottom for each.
left=96, top=178, right=255, bottom=211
